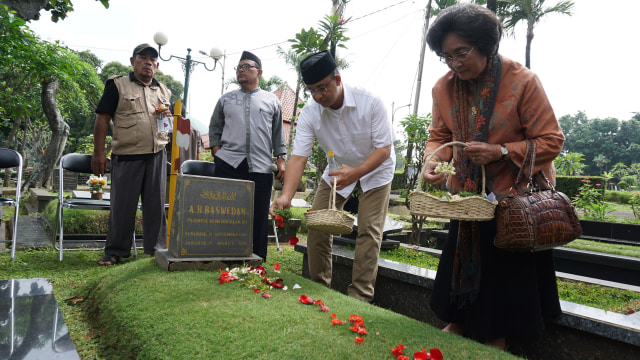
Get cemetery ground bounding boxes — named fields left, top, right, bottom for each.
left=0, top=247, right=517, bottom=360
left=1, top=189, right=639, bottom=359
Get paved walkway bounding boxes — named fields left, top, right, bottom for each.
left=15, top=215, right=51, bottom=249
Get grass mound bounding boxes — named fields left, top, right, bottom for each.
left=78, top=258, right=516, bottom=359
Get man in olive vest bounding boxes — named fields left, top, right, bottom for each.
left=92, top=43, right=172, bottom=265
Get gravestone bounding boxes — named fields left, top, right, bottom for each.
left=52, top=169, right=78, bottom=191
left=168, top=174, right=255, bottom=258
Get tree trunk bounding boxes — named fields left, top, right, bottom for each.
left=487, top=0, right=497, bottom=13
left=525, top=20, right=534, bottom=69
left=0, top=0, right=49, bottom=21
left=18, top=115, right=30, bottom=164
left=406, top=0, right=432, bottom=178
left=22, top=79, right=69, bottom=191
left=286, top=80, right=301, bottom=156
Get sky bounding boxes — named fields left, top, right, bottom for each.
left=29, top=0, right=640, bottom=139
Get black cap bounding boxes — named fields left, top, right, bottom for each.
left=300, top=50, right=337, bottom=85
left=239, top=50, right=261, bottom=68
left=133, top=43, right=158, bottom=57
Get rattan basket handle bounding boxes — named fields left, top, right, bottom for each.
left=417, top=141, right=488, bottom=195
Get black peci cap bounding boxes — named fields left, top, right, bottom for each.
left=239, top=50, right=262, bottom=68
left=300, top=50, right=337, bottom=85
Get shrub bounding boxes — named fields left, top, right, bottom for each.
left=617, top=181, right=629, bottom=190
left=605, top=190, right=634, bottom=204
left=42, top=199, right=143, bottom=234
left=391, top=170, right=406, bottom=190
left=622, top=175, right=636, bottom=186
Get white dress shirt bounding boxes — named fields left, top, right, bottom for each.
left=292, top=83, right=396, bottom=197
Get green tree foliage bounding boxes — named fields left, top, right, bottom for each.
left=288, top=14, right=350, bottom=60
left=592, top=154, right=610, bottom=175
left=554, top=152, right=585, bottom=176
left=1, top=5, right=104, bottom=188
left=559, top=112, right=640, bottom=175
left=400, top=113, right=432, bottom=194
left=498, top=0, right=574, bottom=69
left=1, top=6, right=102, bottom=137
left=0, top=0, right=109, bottom=22
left=611, top=162, right=629, bottom=180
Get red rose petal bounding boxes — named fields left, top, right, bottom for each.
left=413, top=349, right=430, bottom=360
left=429, top=348, right=443, bottom=360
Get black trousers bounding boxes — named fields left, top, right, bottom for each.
left=213, top=158, right=272, bottom=260
left=106, top=150, right=167, bottom=258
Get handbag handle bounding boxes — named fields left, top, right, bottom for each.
left=513, top=140, right=536, bottom=189
left=513, top=140, right=555, bottom=192
left=418, top=141, right=488, bottom=195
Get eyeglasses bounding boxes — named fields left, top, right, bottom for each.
left=439, top=47, right=475, bottom=64
left=305, top=76, right=335, bottom=96
left=234, top=64, right=257, bottom=71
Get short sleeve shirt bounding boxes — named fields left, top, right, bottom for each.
left=292, top=83, right=396, bottom=197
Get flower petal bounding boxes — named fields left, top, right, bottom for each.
left=355, top=337, right=364, bottom=343
left=298, top=294, right=314, bottom=304
left=413, top=349, right=430, bottom=360
left=428, top=348, right=443, bottom=360
left=289, top=237, right=299, bottom=245
left=392, top=344, right=406, bottom=357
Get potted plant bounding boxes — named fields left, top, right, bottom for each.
left=86, top=174, right=107, bottom=200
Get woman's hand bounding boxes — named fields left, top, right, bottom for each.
left=465, top=141, right=502, bottom=165
left=422, top=160, right=447, bottom=186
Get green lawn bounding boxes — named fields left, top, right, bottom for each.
left=0, top=248, right=517, bottom=360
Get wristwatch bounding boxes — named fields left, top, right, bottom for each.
left=500, top=145, right=509, bottom=160
left=276, top=154, right=286, bottom=160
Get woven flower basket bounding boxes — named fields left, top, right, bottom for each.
left=409, top=141, right=497, bottom=221
left=304, top=178, right=355, bottom=234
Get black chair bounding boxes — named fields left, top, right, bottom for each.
left=0, top=148, right=23, bottom=262
left=53, top=153, right=137, bottom=261
left=180, top=160, right=216, bottom=177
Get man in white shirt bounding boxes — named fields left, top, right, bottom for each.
left=270, top=50, right=395, bottom=302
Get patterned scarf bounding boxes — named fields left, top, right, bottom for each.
left=450, top=55, right=502, bottom=308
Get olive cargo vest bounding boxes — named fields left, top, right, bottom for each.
left=110, top=75, right=172, bottom=155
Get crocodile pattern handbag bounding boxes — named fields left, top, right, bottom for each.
left=494, top=140, right=582, bottom=252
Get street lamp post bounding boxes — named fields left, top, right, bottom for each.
left=392, top=102, right=412, bottom=124
left=153, top=32, right=223, bottom=115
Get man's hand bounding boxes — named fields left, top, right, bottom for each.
left=91, top=153, right=109, bottom=176
left=275, top=158, right=286, bottom=183
left=269, top=196, right=291, bottom=216
left=210, top=146, right=220, bottom=158
left=329, top=164, right=357, bottom=190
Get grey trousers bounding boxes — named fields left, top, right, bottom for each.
left=105, top=150, right=167, bottom=258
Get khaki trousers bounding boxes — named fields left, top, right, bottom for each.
left=307, top=179, right=391, bottom=302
